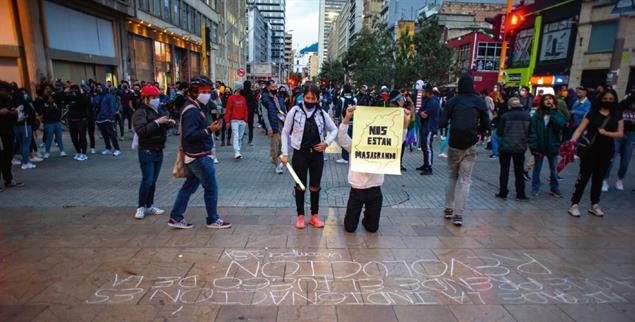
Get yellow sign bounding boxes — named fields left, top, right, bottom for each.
left=350, top=106, right=405, bottom=175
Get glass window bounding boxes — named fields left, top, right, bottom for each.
left=153, top=0, right=161, bottom=16
left=173, top=0, right=179, bottom=26
left=139, top=0, right=149, bottom=11
left=181, top=3, right=188, bottom=29
left=588, top=21, right=618, bottom=53
left=163, top=0, right=170, bottom=20
left=457, top=44, right=470, bottom=72
left=476, top=42, right=502, bottom=71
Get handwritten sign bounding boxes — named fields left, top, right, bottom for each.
left=350, top=106, right=404, bottom=175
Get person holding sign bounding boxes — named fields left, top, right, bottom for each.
left=339, top=106, right=411, bottom=233
left=281, top=84, right=337, bottom=229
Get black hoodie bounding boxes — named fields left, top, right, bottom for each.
left=440, top=73, right=490, bottom=149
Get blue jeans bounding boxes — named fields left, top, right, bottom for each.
left=439, top=125, right=451, bottom=153
left=44, top=122, right=64, bottom=153
left=606, top=132, right=635, bottom=180
left=138, top=149, right=163, bottom=208
left=170, top=156, right=219, bottom=224
left=342, top=123, right=353, bottom=161
left=14, top=125, right=32, bottom=163
left=491, top=129, right=499, bottom=156
left=532, top=154, right=558, bottom=192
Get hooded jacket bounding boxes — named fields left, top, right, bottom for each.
left=497, top=103, right=531, bottom=154
left=96, top=85, right=117, bottom=123
left=440, top=74, right=489, bottom=149
left=261, top=92, right=287, bottom=133
left=528, top=108, right=566, bottom=156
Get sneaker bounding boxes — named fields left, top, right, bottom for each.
left=90, top=148, right=96, bottom=154
left=602, top=180, right=609, bottom=192
left=309, top=214, right=325, bottom=228
left=4, top=180, right=24, bottom=188
left=523, top=171, right=531, bottom=181
left=615, top=180, right=624, bottom=191
left=557, top=175, right=564, bottom=181
left=489, top=154, right=498, bottom=159
left=39, top=142, right=45, bottom=148
left=78, top=154, right=88, bottom=161
left=234, top=152, right=242, bottom=159
left=113, top=150, right=121, bottom=157
left=568, top=204, right=581, bottom=217
left=416, top=165, right=426, bottom=171
left=444, top=208, right=453, bottom=219
left=42, top=152, right=50, bottom=159
left=438, top=153, right=447, bottom=158
left=21, top=162, right=36, bottom=170
left=134, top=207, right=146, bottom=219
left=101, top=149, right=113, bottom=155
left=73, top=153, right=80, bottom=160
left=335, top=159, right=348, bottom=164
left=29, top=156, right=44, bottom=163
left=452, top=214, right=463, bottom=226
left=588, top=204, right=604, bottom=217
left=207, top=218, right=232, bottom=229
left=60, top=151, right=67, bottom=157
left=549, top=189, right=562, bottom=198
left=249, top=141, right=254, bottom=146
left=495, top=193, right=507, bottom=200
left=275, top=163, right=283, bottom=174
left=168, top=218, right=193, bottom=229
left=213, top=156, right=220, bottom=164
left=417, top=147, right=422, bottom=151
left=295, top=215, right=305, bottom=229
left=420, top=169, right=432, bottom=175
left=145, top=206, right=165, bottom=215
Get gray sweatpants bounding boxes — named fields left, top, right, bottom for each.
left=445, top=145, right=477, bottom=216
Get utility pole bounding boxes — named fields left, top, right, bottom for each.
left=497, top=0, right=513, bottom=83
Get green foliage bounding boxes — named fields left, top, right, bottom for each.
left=344, top=20, right=395, bottom=88
left=412, top=15, right=454, bottom=85
left=318, top=60, right=345, bottom=86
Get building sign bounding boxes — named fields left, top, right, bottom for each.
left=530, top=75, right=568, bottom=86
left=612, top=0, right=635, bottom=14
left=511, top=28, right=533, bottom=68
left=508, top=74, right=522, bottom=82
left=539, top=19, right=574, bottom=62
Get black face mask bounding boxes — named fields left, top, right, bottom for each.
left=304, top=102, right=317, bottom=109
left=270, top=89, right=277, bottom=95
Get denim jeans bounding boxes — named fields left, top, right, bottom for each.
left=532, top=154, right=558, bottom=193
left=445, top=146, right=477, bottom=216
left=170, top=156, right=219, bottom=224
left=44, top=122, right=64, bottom=153
left=491, top=128, right=499, bottom=156
left=138, top=149, right=163, bottom=208
left=606, top=131, right=635, bottom=180
left=439, top=125, right=451, bottom=153
left=14, top=125, right=32, bottom=163
left=230, top=120, right=246, bottom=153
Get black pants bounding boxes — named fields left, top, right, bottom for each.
left=87, top=119, right=96, bottom=149
left=498, top=152, right=526, bottom=198
left=571, top=149, right=612, bottom=205
left=124, top=108, right=133, bottom=130
left=69, top=119, right=87, bottom=154
left=97, top=121, right=120, bottom=151
left=291, top=149, right=324, bottom=215
left=116, top=113, right=124, bottom=137
left=421, top=131, right=433, bottom=169
left=220, top=115, right=231, bottom=142
left=0, top=132, right=15, bottom=184
left=344, top=186, right=383, bottom=233
left=248, top=110, right=255, bottom=142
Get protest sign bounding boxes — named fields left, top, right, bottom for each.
left=350, top=106, right=404, bottom=175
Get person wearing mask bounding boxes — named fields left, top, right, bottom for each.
left=242, top=80, right=257, bottom=146
left=496, top=97, right=531, bottom=200
left=518, top=86, right=533, bottom=111
left=13, top=88, right=37, bottom=169
left=225, top=84, right=249, bottom=159
left=372, top=86, right=390, bottom=107
left=41, top=90, right=67, bottom=159
left=87, top=86, right=98, bottom=154
left=96, top=85, right=121, bottom=157
left=335, top=84, right=357, bottom=164
left=169, top=76, right=231, bottom=229
left=419, top=85, right=440, bottom=175
left=132, top=84, right=175, bottom=219
left=528, top=94, right=566, bottom=198
left=279, top=85, right=291, bottom=110
left=603, top=94, right=635, bottom=191
left=119, top=82, right=134, bottom=134
left=439, top=73, right=490, bottom=226
left=65, top=84, right=90, bottom=161
left=356, top=85, right=371, bottom=106
left=569, top=90, right=624, bottom=217
left=0, top=81, right=23, bottom=189
left=261, top=80, right=287, bottom=174
left=281, top=84, right=337, bottom=229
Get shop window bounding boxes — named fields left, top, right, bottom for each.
left=457, top=44, right=470, bottom=73
left=138, top=0, right=149, bottom=11
left=588, top=21, right=618, bottom=53
left=476, top=42, right=501, bottom=71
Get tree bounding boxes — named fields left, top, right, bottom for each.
left=344, top=20, right=395, bottom=88
left=394, top=25, right=418, bottom=89
left=412, top=14, right=454, bottom=85
left=318, top=60, right=345, bottom=86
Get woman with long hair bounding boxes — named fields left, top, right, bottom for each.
left=568, top=89, right=624, bottom=217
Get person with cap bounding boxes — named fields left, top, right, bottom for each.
left=439, top=73, right=490, bottom=226
left=225, top=84, right=248, bottom=159
left=418, top=85, right=441, bottom=175
left=132, top=84, right=175, bottom=219
left=261, top=79, right=288, bottom=174
left=495, top=97, right=531, bottom=201
left=168, top=76, right=231, bottom=229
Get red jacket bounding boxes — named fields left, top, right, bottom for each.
left=224, top=94, right=248, bottom=123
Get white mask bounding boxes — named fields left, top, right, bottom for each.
left=148, top=98, right=160, bottom=109
left=197, top=93, right=211, bottom=105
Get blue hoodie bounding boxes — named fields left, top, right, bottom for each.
left=571, top=97, right=590, bottom=126
left=96, top=85, right=117, bottom=123
left=421, top=95, right=441, bottom=133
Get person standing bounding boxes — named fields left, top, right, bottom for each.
left=225, top=84, right=248, bottom=159
left=242, top=80, right=257, bottom=146
left=96, top=85, right=121, bottom=157
left=169, top=76, right=231, bottom=229
left=603, top=93, right=635, bottom=191
left=356, top=85, right=370, bottom=106
left=571, top=87, right=591, bottom=130
left=281, top=84, right=337, bottom=229
left=419, top=85, right=440, bottom=175
left=65, top=84, right=90, bottom=161
left=439, top=73, right=489, bottom=226
left=41, top=91, right=67, bottom=159
left=568, top=90, right=624, bottom=217
left=495, top=97, right=530, bottom=200
left=0, top=81, right=23, bottom=188
left=132, top=84, right=174, bottom=219
left=261, top=80, right=287, bottom=174
left=13, top=88, right=37, bottom=169
left=334, top=84, right=357, bottom=164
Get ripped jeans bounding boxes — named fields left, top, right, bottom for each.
left=291, top=148, right=324, bottom=215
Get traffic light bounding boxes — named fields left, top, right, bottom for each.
left=321, top=79, right=327, bottom=87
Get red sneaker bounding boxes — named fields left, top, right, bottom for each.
left=295, top=215, right=305, bottom=229
left=309, top=214, right=324, bottom=228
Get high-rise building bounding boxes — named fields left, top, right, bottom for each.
left=247, top=5, right=271, bottom=64
left=318, top=0, right=346, bottom=71
left=250, top=0, right=286, bottom=64
left=284, top=32, right=293, bottom=68
left=363, top=0, right=383, bottom=27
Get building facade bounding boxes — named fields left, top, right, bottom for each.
left=284, top=32, right=293, bottom=69
left=318, top=0, right=347, bottom=71
left=247, top=5, right=271, bottom=64
left=448, top=31, right=502, bottom=92
left=251, top=0, right=286, bottom=65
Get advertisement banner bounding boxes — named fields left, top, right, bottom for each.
left=350, top=106, right=404, bottom=175
left=539, top=19, right=574, bottom=62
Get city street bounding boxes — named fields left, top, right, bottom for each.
left=1, top=132, right=635, bottom=321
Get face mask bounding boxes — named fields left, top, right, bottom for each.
left=304, top=102, right=317, bottom=109
left=270, top=89, right=277, bottom=95
left=148, top=98, right=160, bottom=109
left=561, top=91, right=568, bottom=98
left=197, top=93, right=211, bottom=105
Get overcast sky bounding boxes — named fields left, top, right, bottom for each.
left=286, top=0, right=320, bottom=50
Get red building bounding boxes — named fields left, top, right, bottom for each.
left=447, top=31, right=502, bottom=93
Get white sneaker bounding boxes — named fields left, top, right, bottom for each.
left=275, top=163, right=283, bottom=174
left=29, top=156, right=44, bottom=163
left=602, top=180, right=609, bottom=192
left=34, top=152, right=43, bottom=158
left=73, top=153, right=80, bottom=160
left=213, top=156, right=220, bottom=164
left=438, top=153, right=447, bottom=158
left=42, top=153, right=50, bottom=159
left=60, top=151, right=67, bottom=157
left=21, top=162, right=36, bottom=170
left=145, top=206, right=165, bottom=215
left=615, top=180, right=624, bottom=191
left=90, top=148, right=96, bottom=154
left=78, top=154, right=88, bottom=161
left=335, top=159, right=348, bottom=164
left=101, top=149, right=113, bottom=155
left=113, top=150, right=121, bottom=157
left=568, top=204, right=580, bottom=217
left=589, top=204, right=604, bottom=217
left=417, top=147, right=422, bottom=151
left=234, top=152, right=242, bottom=159
left=134, top=207, right=146, bottom=219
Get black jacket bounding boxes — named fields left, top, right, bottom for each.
left=497, top=106, right=530, bottom=154
left=440, top=74, right=489, bottom=149
left=42, top=101, right=62, bottom=124
left=133, top=104, right=170, bottom=150
left=65, top=93, right=90, bottom=121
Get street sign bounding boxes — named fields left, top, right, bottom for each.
left=237, top=68, right=245, bottom=77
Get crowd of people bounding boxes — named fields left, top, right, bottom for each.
left=1, top=73, right=633, bottom=229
